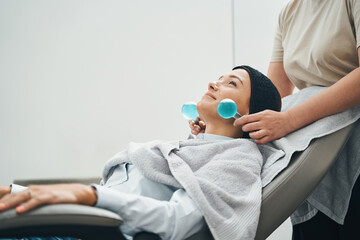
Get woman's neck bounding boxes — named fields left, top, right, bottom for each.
left=204, top=123, right=243, bottom=138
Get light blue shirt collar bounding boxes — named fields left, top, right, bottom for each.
left=196, top=133, right=234, bottom=141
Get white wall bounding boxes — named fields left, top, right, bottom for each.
left=233, top=0, right=288, bottom=72
left=0, top=0, right=232, bottom=183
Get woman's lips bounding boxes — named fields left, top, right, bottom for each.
left=204, top=92, right=216, bottom=100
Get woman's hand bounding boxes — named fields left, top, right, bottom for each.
left=234, top=110, right=295, bottom=144
left=189, top=117, right=206, bottom=135
left=0, top=186, right=11, bottom=199
left=0, top=184, right=97, bottom=214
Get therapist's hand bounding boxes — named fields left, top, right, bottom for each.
left=234, top=110, right=294, bottom=144
left=189, top=117, right=206, bottom=135
left=0, top=184, right=97, bottom=214
left=0, top=186, right=11, bottom=198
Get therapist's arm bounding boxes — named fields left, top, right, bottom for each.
left=93, top=185, right=205, bottom=240
left=267, top=62, right=294, bottom=98
left=235, top=54, right=360, bottom=144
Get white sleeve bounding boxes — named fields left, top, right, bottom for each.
left=168, top=189, right=206, bottom=240
left=10, top=184, right=27, bottom=193
left=92, top=184, right=206, bottom=240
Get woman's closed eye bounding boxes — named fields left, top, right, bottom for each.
left=229, top=80, right=237, bottom=87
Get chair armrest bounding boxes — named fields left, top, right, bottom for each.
left=0, top=204, right=125, bottom=240
left=13, top=177, right=102, bottom=186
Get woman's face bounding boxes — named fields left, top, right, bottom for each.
left=197, top=69, right=251, bottom=124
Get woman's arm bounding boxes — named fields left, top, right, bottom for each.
left=93, top=185, right=205, bottom=239
left=0, top=183, right=204, bottom=239
left=0, top=184, right=97, bottom=213
left=235, top=49, right=360, bottom=144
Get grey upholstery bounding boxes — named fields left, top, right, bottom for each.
left=0, top=124, right=354, bottom=240
left=255, top=123, right=354, bottom=239
left=13, top=177, right=102, bottom=186
left=0, top=204, right=122, bottom=229
left=0, top=204, right=125, bottom=240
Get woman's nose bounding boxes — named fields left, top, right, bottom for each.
left=208, top=82, right=218, bottom=91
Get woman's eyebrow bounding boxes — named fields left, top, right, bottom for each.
left=218, top=74, right=243, bottom=84
left=229, top=74, right=243, bottom=84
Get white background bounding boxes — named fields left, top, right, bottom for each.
left=0, top=0, right=291, bottom=238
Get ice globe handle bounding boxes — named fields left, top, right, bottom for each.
left=233, top=112, right=242, bottom=119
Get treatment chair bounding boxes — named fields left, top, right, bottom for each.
left=0, top=123, right=354, bottom=240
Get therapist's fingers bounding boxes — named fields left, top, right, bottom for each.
left=249, top=129, right=267, bottom=140
left=235, top=110, right=294, bottom=144
left=233, top=112, right=262, bottom=127
left=249, top=130, right=272, bottom=145
left=254, top=135, right=272, bottom=145
left=241, top=121, right=263, bottom=133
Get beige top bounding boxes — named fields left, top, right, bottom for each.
left=271, top=0, right=360, bottom=89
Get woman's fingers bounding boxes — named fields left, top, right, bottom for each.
left=189, top=119, right=206, bottom=135
left=198, top=120, right=206, bottom=131
left=0, top=189, right=32, bottom=211
left=16, top=197, right=42, bottom=213
left=0, top=185, right=65, bottom=213
left=188, top=120, right=196, bottom=130
left=0, top=184, right=93, bottom=214
left=0, top=186, right=11, bottom=199
left=188, top=120, right=194, bottom=127
left=190, top=122, right=201, bottom=135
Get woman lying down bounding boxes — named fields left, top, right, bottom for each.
left=0, top=65, right=281, bottom=240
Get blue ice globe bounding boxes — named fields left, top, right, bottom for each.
left=217, top=99, right=237, bottom=119
left=181, top=102, right=199, bottom=120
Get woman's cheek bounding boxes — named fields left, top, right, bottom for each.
left=197, top=100, right=218, bottom=118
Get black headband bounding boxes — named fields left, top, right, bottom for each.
left=232, top=65, right=282, bottom=138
